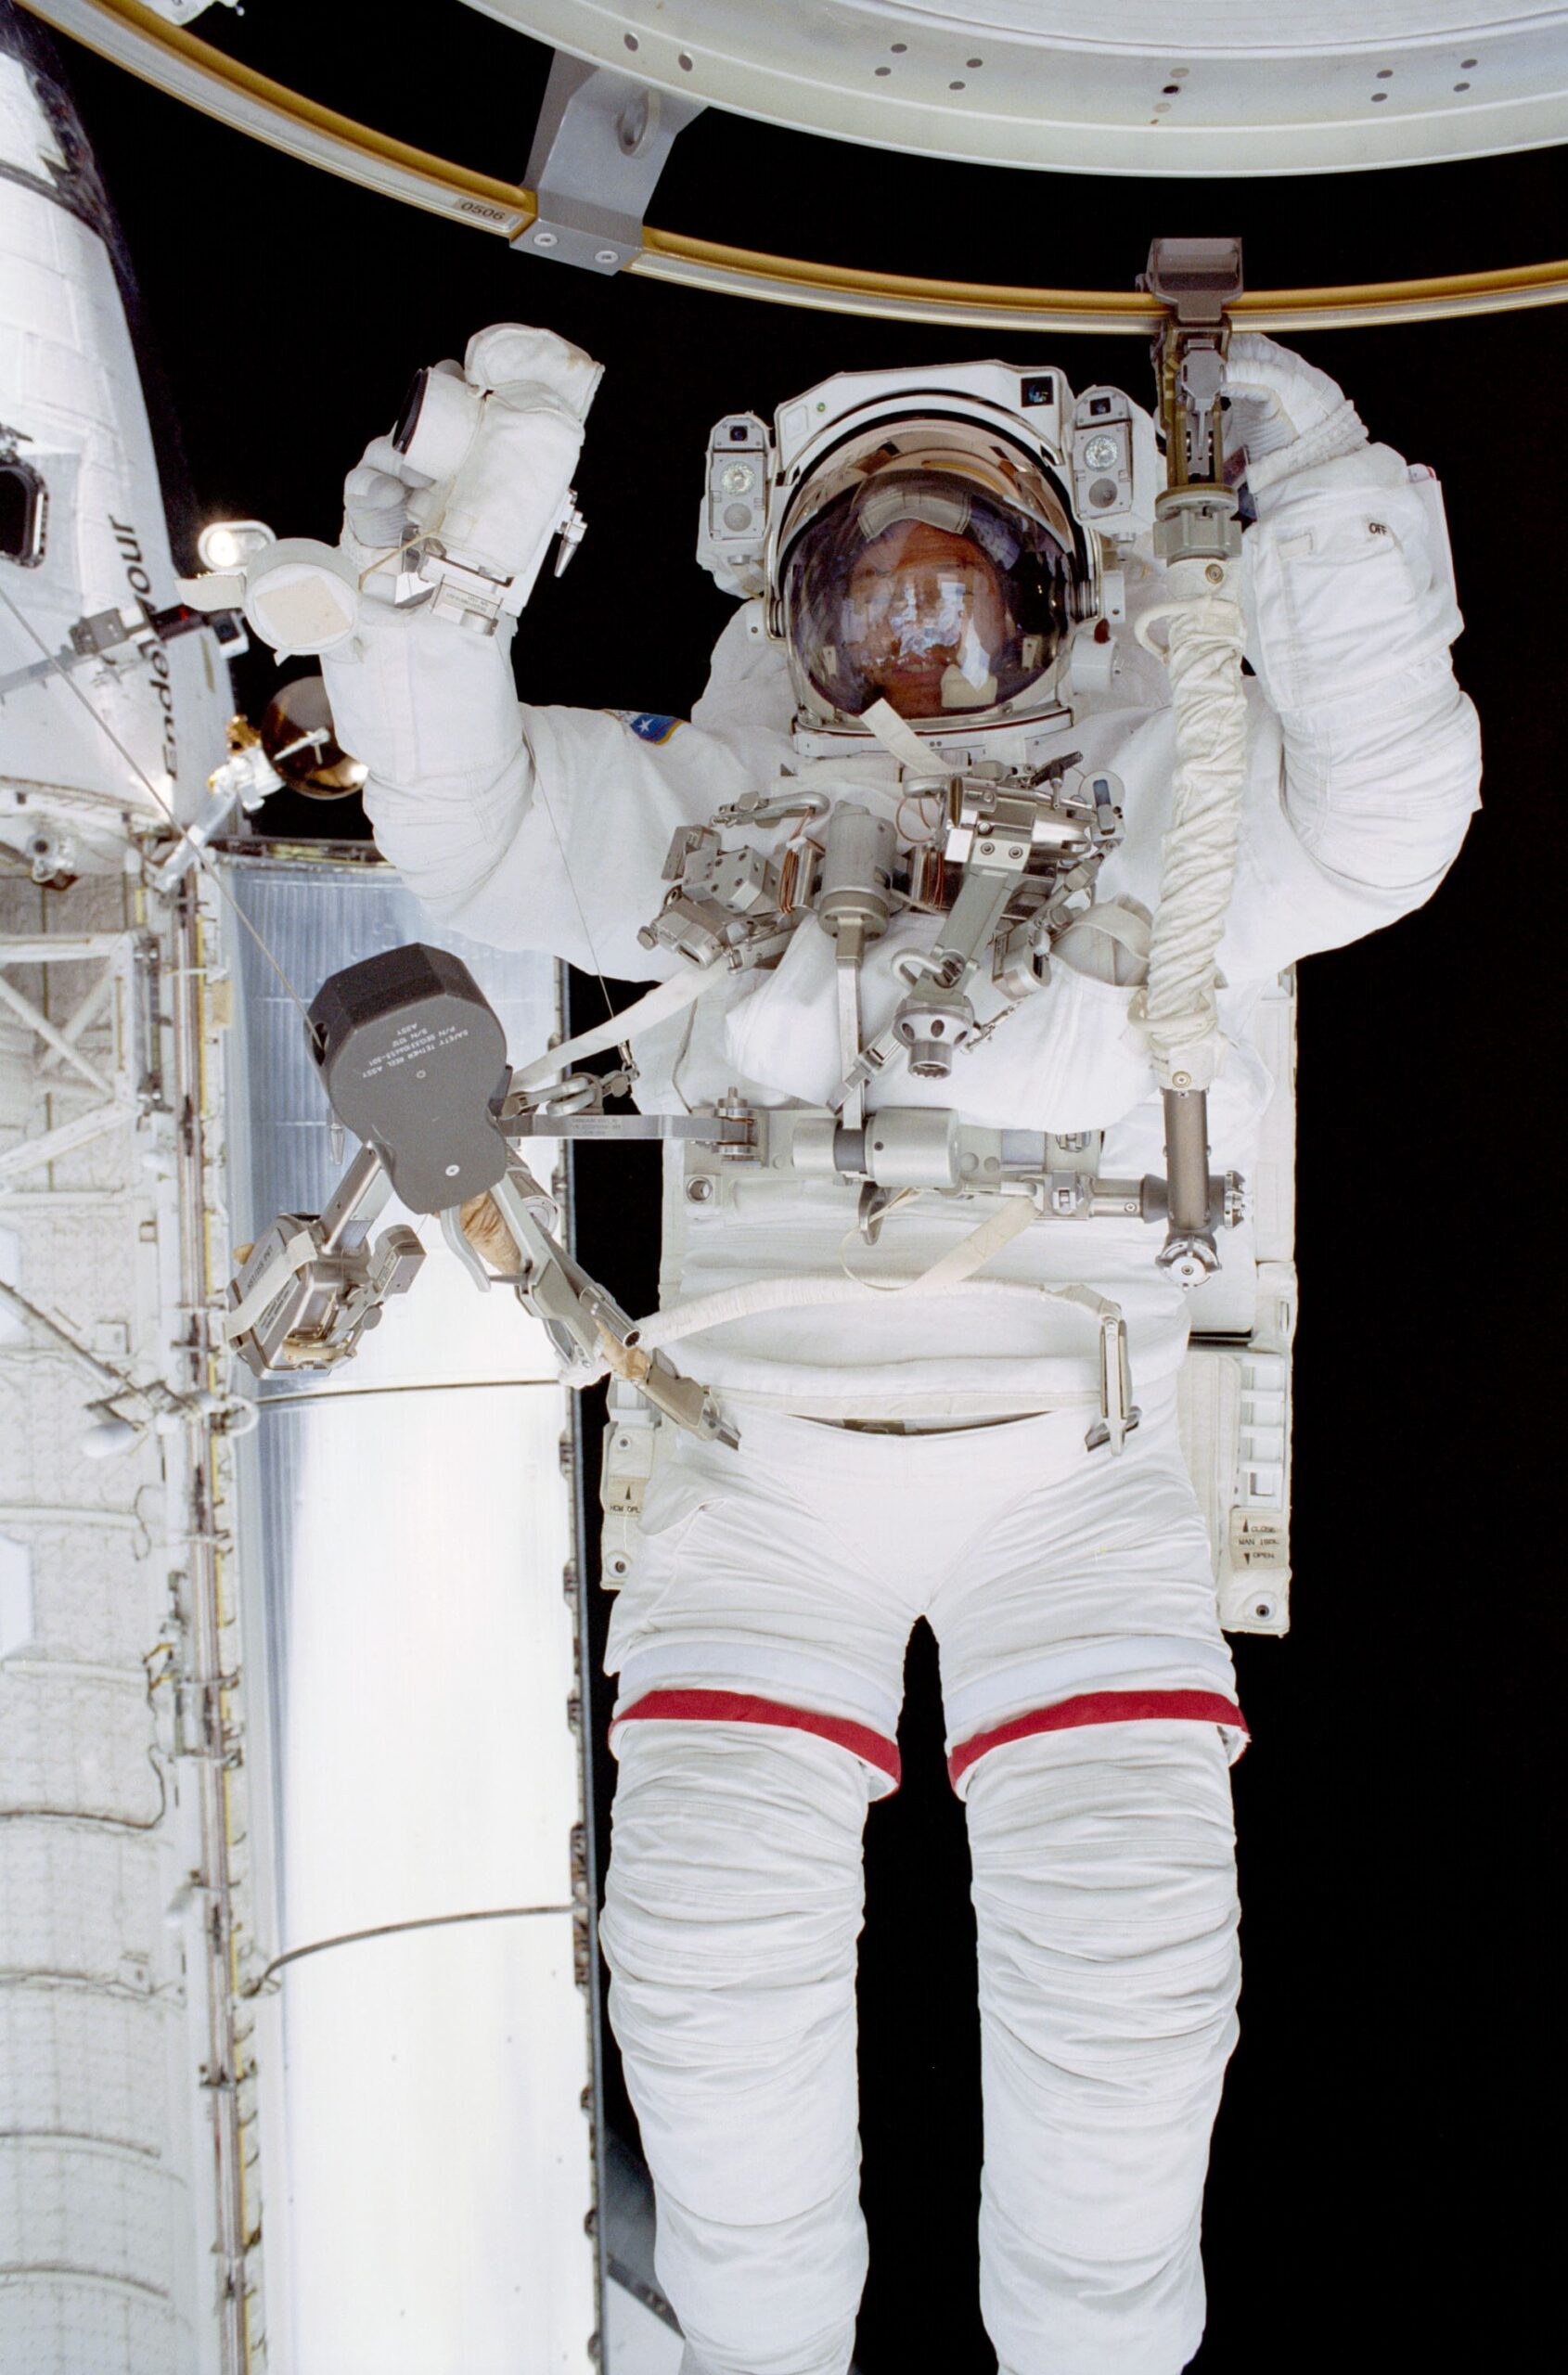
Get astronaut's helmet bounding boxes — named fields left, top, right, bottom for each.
left=778, top=421, right=1085, bottom=727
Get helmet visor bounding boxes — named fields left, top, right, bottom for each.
left=779, top=433, right=1080, bottom=725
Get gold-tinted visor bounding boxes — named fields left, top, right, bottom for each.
left=778, top=422, right=1083, bottom=724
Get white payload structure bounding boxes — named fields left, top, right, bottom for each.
left=0, top=9, right=604, bottom=2368
left=217, top=856, right=602, bottom=2374
left=1, top=13, right=247, bottom=2365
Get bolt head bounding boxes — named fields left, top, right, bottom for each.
left=533, top=230, right=558, bottom=248
left=594, top=248, right=619, bottom=265
left=1205, top=562, right=1225, bottom=584
left=687, top=1176, right=714, bottom=1202
left=444, top=1162, right=460, bottom=1177
left=1172, top=1070, right=1191, bottom=1088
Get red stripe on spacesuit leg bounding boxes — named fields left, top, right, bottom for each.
left=947, top=1689, right=1249, bottom=1791
left=613, top=1688, right=903, bottom=1791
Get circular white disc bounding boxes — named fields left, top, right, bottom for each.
left=465, top=0, right=1568, bottom=174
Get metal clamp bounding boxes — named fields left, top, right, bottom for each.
left=1086, top=1312, right=1140, bottom=1457
left=225, top=1146, right=424, bottom=1376
left=520, top=53, right=705, bottom=276
left=487, top=1165, right=739, bottom=1448
left=1144, top=235, right=1245, bottom=561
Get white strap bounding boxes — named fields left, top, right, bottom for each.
left=861, top=697, right=939, bottom=774
left=511, top=960, right=729, bottom=1091
left=900, top=1190, right=1038, bottom=1293
left=1073, top=898, right=1151, bottom=963
left=628, top=1268, right=1118, bottom=1355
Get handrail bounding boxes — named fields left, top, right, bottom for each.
left=635, top=233, right=1568, bottom=333
left=20, top=0, right=1568, bottom=334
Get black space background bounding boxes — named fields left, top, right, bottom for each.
left=42, top=5, right=1566, bottom=2367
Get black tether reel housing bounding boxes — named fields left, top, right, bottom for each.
left=307, top=944, right=509, bottom=1212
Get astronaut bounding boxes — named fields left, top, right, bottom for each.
left=280, top=321, right=1479, bottom=2375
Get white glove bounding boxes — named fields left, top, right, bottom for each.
left=462, top=321, right=601, bottom=417
left=242, top=325, right=603, bottom=658
left=1222, top=332, right=1367, bottom=497
left=345, top=322, right=603, bottom=595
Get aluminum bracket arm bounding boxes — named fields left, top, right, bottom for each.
left=521, top=48, right=705, bottom=276
left=486, top=1167, right=739, bottom=1447
left=503, top=1110, right=753, bottom=1144
left=222, top=1142, right=739, bottom=1446
left=700, top=1102, right=1243, bottom=1225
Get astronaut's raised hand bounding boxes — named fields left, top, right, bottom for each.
left=1222, top=332, right=1368, bottom=504
left=239, top=323, right=603, bottom=659
left=379, top=322, right=603, bottom=612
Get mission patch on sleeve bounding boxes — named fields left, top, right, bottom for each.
left=606, top=710, right=686, bottom=745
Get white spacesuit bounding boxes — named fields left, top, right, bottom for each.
left=291, top=321, right=1479, bottom=2375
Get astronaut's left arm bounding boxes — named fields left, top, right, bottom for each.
left=1219, top=337, right=1482, bottom=973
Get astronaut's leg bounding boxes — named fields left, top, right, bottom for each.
left=930, top=1389, right=1246, bottom=2375
left=596, top=1414, right=917, bottom=2375
left=966, top=1724, right=1240, bottom=2375
left=601, top=1721, right=873, bottom=2375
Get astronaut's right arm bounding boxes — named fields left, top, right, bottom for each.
left=280, top=326, right=702, bottom=974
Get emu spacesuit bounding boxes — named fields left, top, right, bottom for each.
left=306, top=324, right=1479, bottom=2375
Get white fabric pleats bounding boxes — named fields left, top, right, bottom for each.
left=970, top=1727, right=1240, bottom=2375
left=604, top=1720, right=1240, bottom=2375
left=603, top=1727, right=871, bottom=2375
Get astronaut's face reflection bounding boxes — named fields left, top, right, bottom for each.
left=845, top=519, right=1011, bottom=718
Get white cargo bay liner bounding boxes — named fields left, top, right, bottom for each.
left=465, top=1, right=1568, bottom=174
left=219, top=857, right=601, bottom=2374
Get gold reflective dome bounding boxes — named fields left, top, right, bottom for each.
left=778, top=423, right=1086, bottom=729
left=260, top=674, right=368, bottom=800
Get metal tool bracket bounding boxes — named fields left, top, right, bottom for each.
left=520, top=52, right=705, bottom=274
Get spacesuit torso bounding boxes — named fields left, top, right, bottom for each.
left=330, top=453, right=1477, bottom=1422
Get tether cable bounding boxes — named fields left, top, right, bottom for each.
left=20, top=0, right=1568, bottom=332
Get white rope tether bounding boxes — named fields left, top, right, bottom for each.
left=1132, top=567, right=1252, bottom=1091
